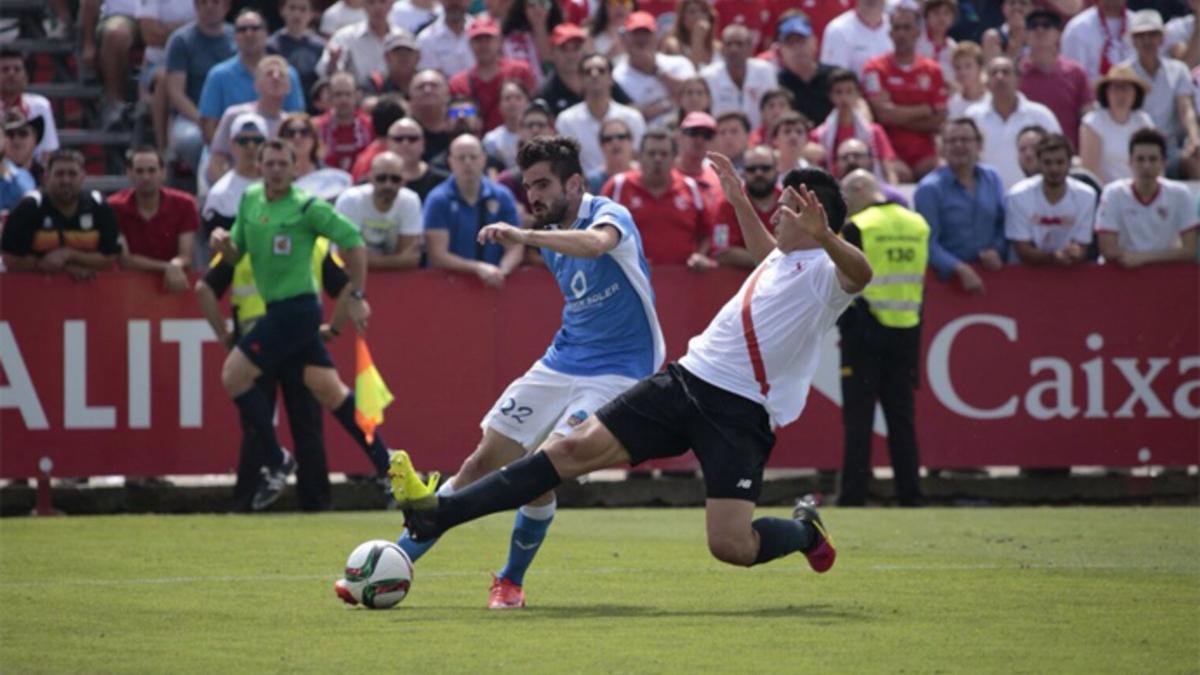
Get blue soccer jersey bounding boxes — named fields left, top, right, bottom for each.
left=539, top=194, right=665, bottom=379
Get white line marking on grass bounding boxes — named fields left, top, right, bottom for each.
left=869, top=562, right=1199, bottom=572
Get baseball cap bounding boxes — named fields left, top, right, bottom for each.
left=624, top=11, right=657, bottom=33
left=777, top=15, right=813, bottom=39
left=1129, top=9, right=1164, bottom=34
left=467, top=17, right=501, bottom=39
left=680, top=111, right=717, bottom=132
left=232, top=112, right=269, bottom=138
left=384, top=29, right=417, bottom=51
left=552, top=22, right=587, bottom=46
left=1024, top=8, right=1062, bottom=29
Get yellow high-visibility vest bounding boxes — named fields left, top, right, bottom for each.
left=231, top=238, right=331, bottom=332
left=852, top=203, right=930, bottom=329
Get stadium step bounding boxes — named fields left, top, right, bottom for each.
left=27, top=82, right=103, bottom=100
left=83, top=175, right=129, bottom=194
left=4, top=38, right=75, bottom=55
left=0, top=0, right=46, bottom=14
left=60, top=129, right=136, bottom=148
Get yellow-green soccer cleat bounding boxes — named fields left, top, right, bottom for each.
left=386, top=450, right=440, bottom=509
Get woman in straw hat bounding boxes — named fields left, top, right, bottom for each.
left=1079, top=64, right=1154, bottom=184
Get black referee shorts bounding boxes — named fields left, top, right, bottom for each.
left=237, top=294, right=334, bottom=374
left=595, top=363, right=776, bottom=502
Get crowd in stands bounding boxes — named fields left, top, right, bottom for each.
left=1, top=0, right=1198, bottom=287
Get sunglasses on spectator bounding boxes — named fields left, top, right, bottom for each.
left=601, top=133, right=631, bottom=144
left=373, top=174, right=404, bottom=184
left=235, top=135, right=266, bottom=146
left=236, top=23, right=265, bottom=33
left=389, top=134, right=422, bottom=143
left=449, top=105, right=477, bottom=119
left=279, top=127, right=312, bottom=138
left=683, top=129, right=715, bottom=140
left=744, top=164, right=774, bottom=174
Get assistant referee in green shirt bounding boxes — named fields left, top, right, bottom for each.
left=211, top=139, right=392, bottom=509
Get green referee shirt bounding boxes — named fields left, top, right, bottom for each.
left=230, top=184, right=365, bottom=303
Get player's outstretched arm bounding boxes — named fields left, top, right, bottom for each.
left=782, top=186, right=873, bottom=293
left=478, top=222, right=620, bottom=259
left=708, top=151, right=777, bottom=264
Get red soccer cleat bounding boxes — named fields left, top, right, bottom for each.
left=794, top=495, right=837, bottom=573
left=487, top=575, right=526, bottom=609
left=334, top=579, right=359, bottom=606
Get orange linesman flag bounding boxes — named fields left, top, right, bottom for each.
left=354, top=336, right=394, bottom=443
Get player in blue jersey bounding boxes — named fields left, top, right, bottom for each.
left=393, top=135, right=663, bottom=609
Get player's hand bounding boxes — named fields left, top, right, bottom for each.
left=39, top=247, right=72, bottom=271
left=775, top=185, right=832, bottom=241
left=686, top=251, right=718, bottom=272
left=477, top=223, right=529, bottom=247
left=348, top=298, right=371, bottom=333
left=475, top=262, right=506, bottom=288
left=319, top=323, right=338, bottom=342
left=707, top=151, right=745, bottom=202
left=955, top=262, right=984, bottom=293
left=978, top=248, right=1004, bottom=271
left=163, top=262, right=189, bottom=293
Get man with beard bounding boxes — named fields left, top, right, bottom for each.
left=387, top=135, right=663, bottom=610
left=709, top=145, right=781, bottom=269
left=1005, top=133, right=1097, bottom=267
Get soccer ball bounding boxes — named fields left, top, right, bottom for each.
left=334, top=540, right=414, bottom=609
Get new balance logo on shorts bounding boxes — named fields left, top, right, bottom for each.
left=736, top=479, right=752, bottom=489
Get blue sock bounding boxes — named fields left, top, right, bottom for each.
left=498, top=499, right=556, bottom=586
left=331, top=393, right=390, bottom=474
left=397, top=479, right=455, bottom=562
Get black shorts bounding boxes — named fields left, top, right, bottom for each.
left=237, top=294, right=333, bottom=374
left=595, top=363, right=776, bottom=502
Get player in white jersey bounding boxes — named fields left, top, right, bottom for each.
left=385, top=136, right=664, bottom=610
left=1096, top=127, right=1199, bottom=267
left=1005, top=133, right=1097, bottom=266
left=389, top=155, right=872, bottom=579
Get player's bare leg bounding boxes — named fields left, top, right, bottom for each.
left=302, top=365, right=391, bottom=478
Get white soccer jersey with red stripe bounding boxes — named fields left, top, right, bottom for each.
left=678, top=247, right=857, bottom=429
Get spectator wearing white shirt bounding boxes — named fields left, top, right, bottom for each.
left=966, top=57, right=1060, bottom=188
left=483, top=81, right=531, bottom=170
left=335, top=152, right=423, bottom=269
left=555, top=53, right=646, bottom=175
left=317, top=0, right=404, bottom=86
left=1005, top=133, right=1095, bottom=266
left=915, top=0, right=958, bottom=85
left=948, top=41, right=989, bottom=118
left=820, top=0, right=893, bottom=77
left=416, top=0, right=475, bottom=78
left=1096, top=127, right=1199, bottom=266
left=1062, top=0, right=1135, bottom=81
left=1124, top=9, right=1200, bottom=178
left=1080, top=64, right=1155, bottom=184
left=701, top=24, right=778, bottom=130
left=390, top=0, right=442, bottom=34
left=613, top=11, right=696, bottom=127
left=321, top=0, right=367, bottom=37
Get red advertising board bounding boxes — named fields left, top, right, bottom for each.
left=0, top=264, right=1196, bottom=478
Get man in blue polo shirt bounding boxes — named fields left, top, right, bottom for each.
left=422, top=133, right=524, bottom=286
left=197, top=9, right=305, bottom=146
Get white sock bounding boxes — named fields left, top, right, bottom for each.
left=518, top=497, right=557, bottom=521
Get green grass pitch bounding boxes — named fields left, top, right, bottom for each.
left=2, top=507, right=1197, bottom=674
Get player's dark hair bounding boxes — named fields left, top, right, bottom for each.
left=371, top=94, right=408, bottom=137
left=1035, top=133, right=1073, bottom=159
left=782, top=167, right=847, bottom=234
left=517, top=135, right=584, bottom=184
left=125, top=144, right=165, bottom=167
left=1128, top=127, right=1166, bottom=158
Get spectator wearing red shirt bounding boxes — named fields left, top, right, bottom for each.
left=675, top=112, right=724, bottom=223
left=812, top=68, right=901, bottom=185
left=710, top=145, right=780, bottom=269
left=602, top=129, right=711, bottom=267
left=315, top=71, right=375, bottom=172
left=862, top=3, right=948, bottom=180
left=1019, top=9, right=1093, bottom=149
left=449, top=18, right=538, bottom=133
left=109, top=146, right=197, bottom=293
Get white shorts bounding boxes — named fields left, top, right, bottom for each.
left=481, top=362, right=639, bottom=450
